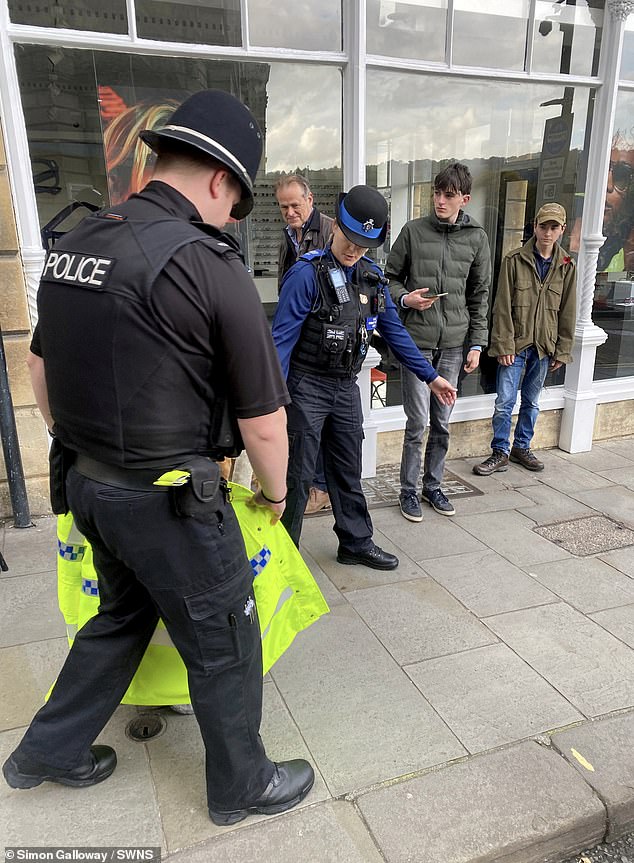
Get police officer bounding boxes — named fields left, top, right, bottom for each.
left=4, top=90, right=314, bottom=826
left=272, top=185, right=457, bottom=567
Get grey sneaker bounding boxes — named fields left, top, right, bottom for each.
left=399, top=492, right=423, bottom=522
left=422, top=488, right=455, bottom=516
left=510, top=447, right=544, bottom=472
left=473, top=450, right=509, bottom=476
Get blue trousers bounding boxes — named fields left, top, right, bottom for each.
left=282, top=368, right=374, bottom=551
left=491, top=347, right=549, bottom=454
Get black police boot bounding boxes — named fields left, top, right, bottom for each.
left=3, top=745, right=117, bottom=789
left=208, top=759, right=314, bottom=827
left=336, top=543, right=399, bottom=570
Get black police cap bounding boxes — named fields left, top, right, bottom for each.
left=337, top=185, right=388, bottom=248
left=140, top=89, right=263, bottom=220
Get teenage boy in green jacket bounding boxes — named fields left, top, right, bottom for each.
left=386, top=162, right=491, bottom=521
left=474, top=203, right=576, bottom=476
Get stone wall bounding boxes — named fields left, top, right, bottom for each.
left=0, top=124, right=49, bottom=519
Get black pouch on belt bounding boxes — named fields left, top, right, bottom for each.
left=49, top=436, right=75, bottom=515
left=171, top=456, right=222, bottom=522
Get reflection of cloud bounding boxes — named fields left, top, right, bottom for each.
left=265, top=64, right=341, bottom=172
left=249, top=1, right=340, bottom=51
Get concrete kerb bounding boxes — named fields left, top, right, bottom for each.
left=550, top=709, right=634, bottom=843
left=354, top=738, right=608, bottom=863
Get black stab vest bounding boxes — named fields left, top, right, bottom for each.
left=37, top=209, right=244, bottom=467
left=290, top=254, right=384, bottom=378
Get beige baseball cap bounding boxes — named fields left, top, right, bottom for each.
left=535, top=203, right=566, bottom=225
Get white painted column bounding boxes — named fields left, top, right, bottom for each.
left=359, top=346, right=381, bottom=478
left=559, top=0, right=633, bottom=452
left=342, top=0, right=366, bottom=188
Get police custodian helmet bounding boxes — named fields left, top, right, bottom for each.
left=140, top=89, right=263, bottom=220
left=337, top=185, right=388, bottom=249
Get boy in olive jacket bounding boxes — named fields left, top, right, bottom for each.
left=474, top=203, right=576, bottom=476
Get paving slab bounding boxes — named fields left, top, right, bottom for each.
left=454, top=510, right=571, bottom=566
left=147, top=681, right=329, bottom=853
left=346, top=577, right=497, bottom=664
left=552, top=711, right=634, bottom=841
left=486, top=602, right=634, bottom=717
left=515, top=484, right=599, bottom=525
left=600, top=437, right=634, bottom=460
left=300, top=547, right=346, bottom=607
left=534, top=515, right=634, bottom=556
left=370, top=504, right=487, bottom=562
left=1, top=517, right=57, bottom=576
left=532, top=458, right=615, bottom=495
left=421, top=549, right=556, bottom=617
left=0, top=569, right=66, bottom=647
left=300, top=514, right=428, bottom=592
left=553, top=446, right=633, bottom=472
left=0, top=707, right=164, bottom=848
left=357, top=740, right=605, bottom=863
left=169, top=800, right=384, bottom=863
left=270, top=604, right=466, bottom=796
left=598, top=546, right=634, bottom=578
left=597, top=466, right=634, bottom=491
left=589, top=604, right=634, bottom=648
left=527, top=557, right=634, bottom=613
left=572, top=485, right=634, bottom=531
left=406, top=642, right=583, bottom=753
left=0, top=637, right=69, bottom=731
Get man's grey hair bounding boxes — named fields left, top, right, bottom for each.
left=274, top=173, right=312, bottom=198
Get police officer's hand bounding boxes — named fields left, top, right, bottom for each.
left=403, top=288, right=439, bottom=311
left=247, top=487, right=286, bottom=525
left=497, top=354, right=515, bottom=367
left=429, top=376, right=457, bottom=406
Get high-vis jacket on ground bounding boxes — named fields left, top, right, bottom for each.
left=56, top=483, right=329, bottom=705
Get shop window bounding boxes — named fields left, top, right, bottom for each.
left=366, top=0, right=447, bottom=63
left=452, top=0, right=530, bottom=71
left=593, top=90, right=634, bottom=382
left=14, top=46, right=342, bottom=311
left=8, top=0, right=128, bottom=32
left=135, top=0, right=241, bottom=45
left=621, top=15, right=634, bottom=82
left=532, top=0, right=603, bottom=77
left=366, top=68, right=591, bottom=403
left=248, top=0, right=342, bottom=51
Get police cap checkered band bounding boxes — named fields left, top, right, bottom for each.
left=337, top=185, right=388, bottom=249
left=140, top=89, right=263, bottom=220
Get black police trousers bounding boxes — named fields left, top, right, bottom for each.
left=15, top=466, right=274, bottom=812
left=282, top=367, right=374, bottom=550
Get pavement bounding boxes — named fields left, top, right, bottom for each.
left=2, top=438, right=634, bottom=863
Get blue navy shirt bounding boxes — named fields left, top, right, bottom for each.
left=272, top=250, right=439, bottom=384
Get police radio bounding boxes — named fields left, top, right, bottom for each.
left=327, top=265, right=351, bottom=304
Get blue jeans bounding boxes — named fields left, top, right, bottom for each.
left=491, top=347, right=549, bottom=454
left=400, top=347, right=463, bottom=495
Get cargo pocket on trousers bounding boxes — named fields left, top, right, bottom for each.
left=184, top=567, right=259, bottom=674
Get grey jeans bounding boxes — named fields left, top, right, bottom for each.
left=400, top=346, right=463, bottom=495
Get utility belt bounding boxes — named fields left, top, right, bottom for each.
left=51, top=445, right=227, bottom=522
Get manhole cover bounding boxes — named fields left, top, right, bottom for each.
left=306, top=465, right=482, bottom=516
left=534, top=515, right=634, bottom=556
left=125, top=713, right=166, bottom=742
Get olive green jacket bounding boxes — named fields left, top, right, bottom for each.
left=385, top=211, right=491, bottom=350
left=488, top=236, right=577, bottom=364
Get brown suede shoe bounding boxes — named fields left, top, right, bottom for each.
left=510, top=446, right=544, bottom=472
left=305, top=487, right=331, bottom=514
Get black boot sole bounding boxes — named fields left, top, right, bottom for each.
left=209, top=775, right=314, bottom=826
left=3, top=753, right=116, bottom=789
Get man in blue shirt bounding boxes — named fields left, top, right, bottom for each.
left=272, top=185, right=456, bottom=570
